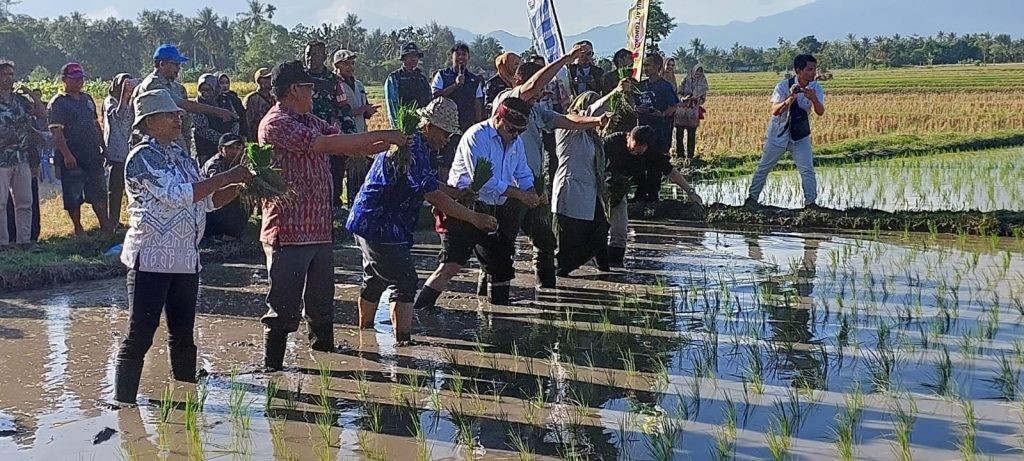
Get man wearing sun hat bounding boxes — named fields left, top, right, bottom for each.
left=48, top=62, right=111, bottom=235
left=346, top=97, right=496, bottom=344
left=384, top=42, right=432, bottom=129
left=413, top=96, right=542, bottom=308
left=134, top=44, right=236, bottom=154
left=243, top=67, right=274, bottom=137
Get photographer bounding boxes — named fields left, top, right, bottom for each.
left=745, top=54, right=826, bottom=209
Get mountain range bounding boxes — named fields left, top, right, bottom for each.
left=451, top=0, right=1024, bottom=56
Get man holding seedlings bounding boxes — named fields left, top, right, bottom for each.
left=258, top=61, right=409, bottom=371
left=489, top=42, right=607, bottom=289
left=346, top=98, right=497, bottom=344
left=746, top=54, right=826, bottom=209
left=413, top=97, right=541, bottom=308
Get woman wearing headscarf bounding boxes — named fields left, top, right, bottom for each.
left=675, top=64, right=708, bottom=161
left=663, top=58, right=679, bottom=92
left=484, top=52, right=520, bottom=114
left=192, top=73, right=238, bottom=164
left=114, top=89, right=252, bottom=405
left=552, top=86, right=622, bottom=276
left=217, top=73, right=248, bottom=138
left=103, top=73, right=137, bottom=228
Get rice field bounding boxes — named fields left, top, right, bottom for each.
left=697, top=147, right=1024, bottom=212
left=2, top=220, right=1024, bottom=460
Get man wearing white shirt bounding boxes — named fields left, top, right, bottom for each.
left=414, top=97, right=541, bottom=307
left=746, top=54, right=826, bottom=209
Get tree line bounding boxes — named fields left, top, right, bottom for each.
left=1, top=0, right=1023, bottom=85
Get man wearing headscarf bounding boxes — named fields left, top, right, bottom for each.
left=485, top=52, right=520, bottom=115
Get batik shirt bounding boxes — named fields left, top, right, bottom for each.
left=121, top=136, right=216, bottom=274
left=0, top=92, right=34, bottom=168
left=346, top=132, right=438, bottom=246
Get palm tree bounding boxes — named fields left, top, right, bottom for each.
left=238, top=1, right=276, bottom=39
left=138, top=10, right=176, bottom=50
left=689, top=38, right=706, bottom=59
left=193, top=7, right=225, bottom=68
left=0, top=0, right=21, bottom=21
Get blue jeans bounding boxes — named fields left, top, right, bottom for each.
left=748, top=136, right=817, bottom=205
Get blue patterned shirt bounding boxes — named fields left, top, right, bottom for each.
left=345, top=132, right=439, bottom=245
left=121, top=136, right=216, bottom=273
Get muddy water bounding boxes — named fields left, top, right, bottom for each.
left=1, top=222, right=1023, bottom=460
left=692, top=147, right=1024, bottom=212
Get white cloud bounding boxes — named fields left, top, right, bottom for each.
left=83, top=5, right=120, bottom=20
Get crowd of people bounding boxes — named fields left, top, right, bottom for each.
left=0, top=39, right=827, bottom=406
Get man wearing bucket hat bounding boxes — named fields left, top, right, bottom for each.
left=384, top=42, right=432, bottom=128
left=258, top=60, right=409, bottom=371
left=113, top=89, right=252, bottom=405
left=414, top=96, right=541, bottom=308
left=133, top=44, right=237, bottom=154
left=346, top=97, right=497, bottom=344
left=243, top=67, right=274, bottom=137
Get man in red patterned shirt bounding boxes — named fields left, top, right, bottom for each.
left=258, top=60, right=408, bottom=371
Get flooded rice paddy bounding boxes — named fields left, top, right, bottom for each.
left=1, top=220, right=1024, bottom=460
left=695, top=147, right=1024, bottom=212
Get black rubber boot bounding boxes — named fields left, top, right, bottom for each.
left=264, top=330, right=288, bottom=371
left=594, top=249, right=611, bottom=272
left=114, top=360, right=143, bottom=404
left=413, top=286, right=442, bottom=310
left=169, top=347, right=198, bottom=383
left=489, top=283, right=511, bottom=305
left=308, top=323, right=336, bottom=352
left=536, top=265, right=557, bottom=289
left=476, top=271, right=488, bottom=296
left=608, top=246, right=626, bottom=268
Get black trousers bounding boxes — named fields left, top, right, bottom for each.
left=261, top=243, right=335, bottom=350
left=6, top=177, right=40, bottom=242
left=676, top=125, right=698, bottom=159
left=555, top=199, right=609, bottom=273
left=330, top=156, right=348, bottom=208
left=634, top=152, right=669, bottom=202
left=439, top=203, right=523, bottom=284
left=519, top=205, right=557, bottom=278
left=115, top=269, right=200, bottom=403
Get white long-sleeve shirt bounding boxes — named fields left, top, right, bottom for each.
left=447, top=120, right=534, bottom=206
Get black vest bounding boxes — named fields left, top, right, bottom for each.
left=389, top=68, right=431, bottom=109
left=783, top=77, right=812, bottom=141
left=437, top=68, right=483, bottom=131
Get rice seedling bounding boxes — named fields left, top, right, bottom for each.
left=744, top=342, right=766, bottom=395
left=764, top=411, right=793, bottom=461
left=867, top=345, right=902, bottom=393
left=183, top=390, right=199, bottom=433
left=985, top=352, right=1021, bottom=401
left=922, top=345, right=956, bottom=398
left=354, top=370, right=371, bottom=402
left=264, top=379, right=279, bottom=411
left=450, top=372, right=465, bottom=398
left=889, top=399, right=916, bottom=461
left=313, top=411, right=334, bottom=445
left=957, top=399, right=978, bottom=461
left=831, top=410, right=858, bottom=461
left=507, top=428, right=535, bottom=461
left=241, top=143, right=291, bottom=209
left=365, top=401, right=384, bottom=433
left=117, top=445, right=138, bottom=461
left=643, top=416, right=682, bottom=461
left=158, top=384, right=173, bottom=424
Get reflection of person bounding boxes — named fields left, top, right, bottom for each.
left=413, top=97, right=541, bottom=308
left=346, top=98, right=496, bottom=343
left=114, top=89, right=252, bottom=404
left=257, top=60, right=409, bottom=371
left=746, top=54, right=826, bottom=209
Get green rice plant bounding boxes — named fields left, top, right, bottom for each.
left=764, top=413, right=792, bottom=461
left=365, top=401, right=384, bottom=433
left=922, top=345, right=955, bottom=398
left=117, top=445, right=138, bottom=461
left=507, top=428, right=535, bottom=461
left=985, top=352, right=1021, bottom=401
left=264, top=379, right=279, bottom=411
left=269, top=416, right=286, bottom=448
left=744, top=342, right=766, bottom=395
left=316, top=360, right=332, bottom=392
left=643, top=416, right=682, bottom=461
left=183, top=390, right=199, bottom=433
left=354, top=370, right=371, bottom=402
left=619, top=348, right=638, bottom=380
left=867, top=346, right=902, bottom=393
left=450, top=372, right=465, bottom=398
left=388, top=103, right=421, bottom=174
left=831, top=410, right=858, bottom=461
left=957, top=399, right=978, bottom=461
left=470, top=157, right=494, bottom=193
left=889, top=399, right=916, bottom=461
left=845, top=383, right=865, bottom=424
left=242, top=143, right=291, bottom=208
left=283, top=382, right=300, bottom=412
left=313, top=410, right=334, bottom=445
left=159, top=385, right=173, bottom=424
left=196, top=378, right=210, bottom=413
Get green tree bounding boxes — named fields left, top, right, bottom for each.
left=470, top=35, right=503, bottom=73
left=647, top=0, right=676, bottom=47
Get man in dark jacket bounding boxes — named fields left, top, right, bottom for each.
left=567, top=40, right=605, bottom=96
left=384, top=42, right=432, bottom=128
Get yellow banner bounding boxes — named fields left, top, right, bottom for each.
left=626, top=0, right=650, bottom=80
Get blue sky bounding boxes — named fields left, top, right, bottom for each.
left=12, top=0, right=815, bottom=36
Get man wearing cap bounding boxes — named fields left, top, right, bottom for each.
left=243, top=67, right=274, bottom=138
left=384, top=42, right=432, bottom=128
left=134, top=44, right=236, bottom=154
left=332, top=49, right=379, bottom=207
left=489, top=43, right=608, bottom=289
left=202, top=133, right=249, bottom=241
left=346, top=97, right=496, bottom=344
left=258, top=60, right=409, bottom=371
left=48, top=62, right=111, bottom=235
left=114, top=89, right=252, bottom=405
left=413, top=96, right=541, bottom=308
